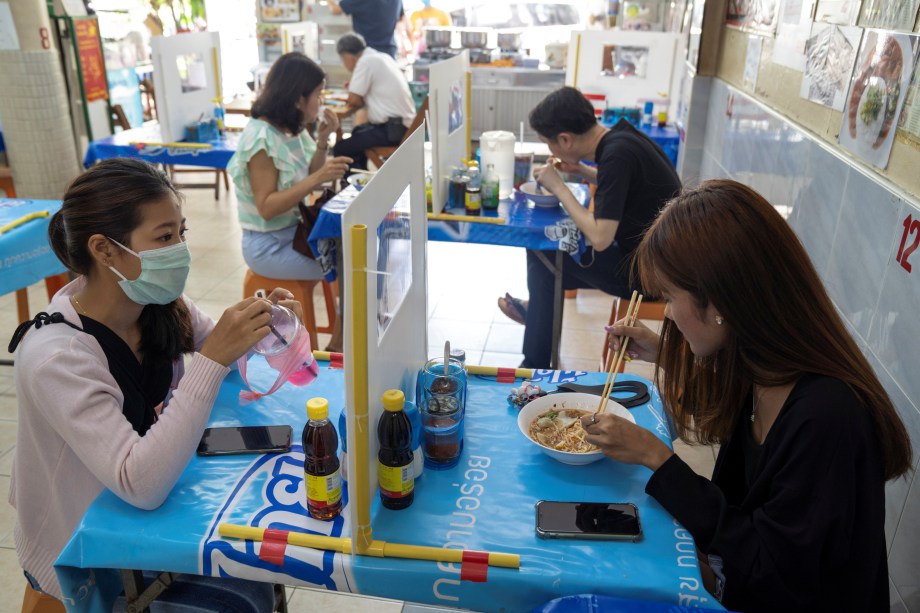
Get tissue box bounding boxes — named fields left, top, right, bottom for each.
left=184, top=120, right=219, bottom=143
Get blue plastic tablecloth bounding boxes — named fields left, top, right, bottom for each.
left=0, top=199, right=66, bottom=296
left=55, top=361, right=719, bottom=611
left=308, top=183, right=590, bottom=282
left=83, top=124, right=239, bottom=169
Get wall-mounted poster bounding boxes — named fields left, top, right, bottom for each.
left=259, top=0, right=301, bottom=23
left=801, top=23, right=862, bottom=110
left=727, top=0, right=780, bottom=35
left=814, top=0, right=862, bottom=25
left=857, top=0, right=920, bottom=31
left=743, top=35, right=763, bottom=90
left=448, top=79, right=463, bottom=135
left=839, top=31, right=918, bottom=168
left=772, top=0, right=817, bottom=71
left=686, top=0, right=705, bottom=70
left=897, top=49, right=920, bottom=142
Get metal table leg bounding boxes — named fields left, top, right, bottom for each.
left=533, top=250, right=564, bottom=370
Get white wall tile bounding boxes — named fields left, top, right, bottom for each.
left=825, top=174, right=901, bottom=339
left=889, top=472, right=920, bottom=612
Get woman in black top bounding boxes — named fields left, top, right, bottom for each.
left=583, top=179, right=912, bottom=612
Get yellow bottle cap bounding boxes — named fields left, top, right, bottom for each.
left=307, top=397, right=329, bottom=421
left=382, top=389, right=405, bottom=412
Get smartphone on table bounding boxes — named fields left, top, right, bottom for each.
left=196, top=425, right=293, bottom=456
left=535, top=500, right=643, bottom=542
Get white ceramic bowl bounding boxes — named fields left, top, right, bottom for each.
left=517, top=392, right=635, bottom=465
left=519, top=181, right=560, bottom=207
left=347, top=172, right=373, bottom=191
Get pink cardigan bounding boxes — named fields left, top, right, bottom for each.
left=9, top=278, right=230, bottom=599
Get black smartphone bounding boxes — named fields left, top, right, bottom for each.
left=535, top=500, right=643, bottom=542
left=196, top=425, right=293, bottom=456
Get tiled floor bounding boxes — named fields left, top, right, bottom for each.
left=0, top=174, right=716, bottom=611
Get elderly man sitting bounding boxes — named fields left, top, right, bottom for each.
left=332, top=33, right=417, bottom=170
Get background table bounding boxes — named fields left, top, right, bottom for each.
left=83, top=124, right=239, bottom=169
left=0, top=199, right=69, bottom=346
left=56, top=360, right=716, bottom=612
left=309, top=185, right=591, bottom=369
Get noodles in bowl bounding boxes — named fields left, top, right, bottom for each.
left=529, top=408, right=597, bottom=453
left=516, top=392, right=635, bottom=465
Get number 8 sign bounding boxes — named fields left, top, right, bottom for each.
left=895, top=213, right=919, bottom=273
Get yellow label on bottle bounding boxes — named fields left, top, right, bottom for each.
left=378, top=461, right=414, bottom=497
left=306, top=470, right=342, bottom=505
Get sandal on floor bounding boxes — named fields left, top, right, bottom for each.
left=498, top=293, right=527, bottom=325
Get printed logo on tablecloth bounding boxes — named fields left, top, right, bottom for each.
left=200, top=444, right=355, bottom=591
left=544, top=219, right=581, bottom=255
left=0, top=199, right=29, bottom=208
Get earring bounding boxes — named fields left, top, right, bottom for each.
left=715, top=316, right=724, bottom=325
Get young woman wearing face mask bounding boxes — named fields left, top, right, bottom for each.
left=582, top=180, right=912, bottom=612
left=8, top=159, right=286, bottom=610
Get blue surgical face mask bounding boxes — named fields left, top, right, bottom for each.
left=108, top=238, right=191, bottom=305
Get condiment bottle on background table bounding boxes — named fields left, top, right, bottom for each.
left=481, top=164, right=500, bottom=210
left=377, top=389, right=415, bottom=510
left=465, top=165, right=481, bottom=215
left=303, top=397, right=343, bottom=520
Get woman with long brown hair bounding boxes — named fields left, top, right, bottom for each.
left=8, top=159, right=286, bottom=610
left=582, top=179, right=911, bottom=612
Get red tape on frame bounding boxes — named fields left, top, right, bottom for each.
left=496, top=367, right=516, bottom=384
left=329, top=352, right=344, bottom=369
left=460, top=551, right=490, bottom=582
left=258, top=529, right=289, bottom=566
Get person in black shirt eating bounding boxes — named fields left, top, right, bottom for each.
left=498, top=86, right=681, bottom=369
left=585, top=179, right=912, bottom=612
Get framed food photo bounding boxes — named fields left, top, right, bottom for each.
left=838, top=31, right=918, bottom=169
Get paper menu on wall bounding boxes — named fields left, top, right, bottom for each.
left=0, top=2, right=20, bottom=51
left=743, top=36, right=763, bottom=91
left=801, top=23, right=862, bottom=110
left=858, top=0, right=920, bottom=31
left=814, top=0, right=862, bottom=25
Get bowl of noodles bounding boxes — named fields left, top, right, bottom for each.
left=517, top=392, right=635, bottom=465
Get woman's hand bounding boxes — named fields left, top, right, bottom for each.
left=265, top=287, right=304, bottom=324
left=316, top=107, right=340, bottom=142
left=200, top=297, right=273, bottom=366
left=580, top=412, right=674, bottom=471
left=606, top=317, right=660, bottom=363
left=313, top=155, right=352, bottom=185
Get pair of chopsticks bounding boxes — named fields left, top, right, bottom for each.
left=597, top=290, right=643, bottom=416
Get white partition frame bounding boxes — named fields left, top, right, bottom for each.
left=566, top=30, right=678, bottom=110
left=281, top=21, right=319, bottom=59
left=428, top=50, right=470, bottom=214
left=152, top=32, right=222, bottom=142
left=342, top=125, right=428, bottom=551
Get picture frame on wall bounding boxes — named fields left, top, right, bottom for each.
left=726, top=0, right=781, bottom=35
left=838, top=30, right=918, bottom=168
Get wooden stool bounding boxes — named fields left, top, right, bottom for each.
left=602, top=296, right=666, bottom=372
left=242, top=269, right=337, bottom=350
left=21, top=583, right=65, bottom=613
left=0, top=165, right=16, bottom=198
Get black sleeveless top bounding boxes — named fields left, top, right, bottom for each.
left=78, top=315, right=173, bottom=436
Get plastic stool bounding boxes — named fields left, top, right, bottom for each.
left=602, top=296, right=666, bottom=372
left=0, top=166, right=16, bottom=198
left=21, top=583, right=65, bottom=613
left=14, top=273, right=70, bottom=324
left=242, top=269, right=336, bottom=350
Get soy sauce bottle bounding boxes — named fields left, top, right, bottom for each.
left=303, top=397, right=342, bottom=520
left=377, top=389, right=414, bottom=510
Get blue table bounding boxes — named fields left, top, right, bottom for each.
left=55, top=359, right=716, bottom=612
left=83, top=124, right=239, bottom=169
left=309, top=184, right=590, bottom=369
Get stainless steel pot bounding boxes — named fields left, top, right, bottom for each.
left=497, top=30, right=522, bottom=51
left=460, top=29, right=490, bottom=49
left=424, top=27, right=453, bottom=49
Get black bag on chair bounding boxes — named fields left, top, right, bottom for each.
left=292, top=186, right=337, bottom=259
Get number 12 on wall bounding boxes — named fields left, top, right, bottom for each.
left=895, top=214, right=920, bottom=273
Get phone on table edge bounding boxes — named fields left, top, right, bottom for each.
left=196, top=425, right=293, bottom=456
left=535, top=500, right=643, bottom=542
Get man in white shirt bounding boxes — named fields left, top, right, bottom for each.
left=332, top=33, right=417, bottom=170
